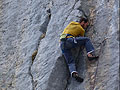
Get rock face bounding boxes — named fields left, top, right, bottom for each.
left=0, top=0, right=119, bottom=90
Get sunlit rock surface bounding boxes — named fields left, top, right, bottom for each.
left=0, top=0, right=119, bottom=90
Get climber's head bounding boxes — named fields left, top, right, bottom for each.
left=79, top=18, right=89, bottom=29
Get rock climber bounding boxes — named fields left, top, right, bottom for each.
left=60, top=17, right=99, bottom=83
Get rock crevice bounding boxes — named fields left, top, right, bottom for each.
left=29, top=7, right=52, bottom=90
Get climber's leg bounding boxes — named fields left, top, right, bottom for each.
left=75, top=36, right=99, bottom=60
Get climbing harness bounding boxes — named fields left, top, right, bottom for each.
left=73, top=37, right=77, bottom=44
left=60, top=34, right=77, bottom=43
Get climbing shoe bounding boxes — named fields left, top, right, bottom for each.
left=87, top=52, right=99, bottom=61
left=88, top=56, right=99, bottom=61
left=72, top=72, right=84, bottom=83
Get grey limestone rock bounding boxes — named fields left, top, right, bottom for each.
left=0, top=0, right=119, bottom=90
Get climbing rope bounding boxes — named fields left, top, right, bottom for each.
left=73, top=8, right=111, bottom=90
left=92, top=37, right=110, bottom=90
left=78, top=6, right=111, bottom=90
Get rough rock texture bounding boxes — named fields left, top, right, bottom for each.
left=0, top=0, right=119, bottom=90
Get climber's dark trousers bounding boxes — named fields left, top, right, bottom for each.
left=60, top=37, right=94, bottom=75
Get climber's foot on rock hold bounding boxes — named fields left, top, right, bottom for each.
left=72, top=72, right=84, bottom=83
left=87, top=52, right=99, bottom=61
